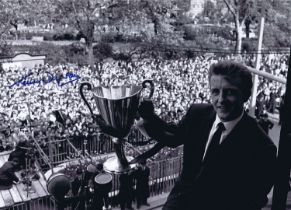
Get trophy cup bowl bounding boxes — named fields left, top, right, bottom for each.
left=80, top=80, right=154, bottom=174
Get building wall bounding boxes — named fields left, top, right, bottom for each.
left=1, top=54, right=46, bottom=71
left=187, top=0, right=206, bottom=17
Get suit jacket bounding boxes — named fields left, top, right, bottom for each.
left=8, top=148, right=27, bottom=170
left=0, top=161, right=19, bottom=189
left=134, top=166, right=150, bottom=197
left=119, top=173, right=134, bottom=201
left=145, top=104, right=277, bottom=210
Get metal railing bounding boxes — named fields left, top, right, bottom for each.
left=0, top=128, right=183, bottom=210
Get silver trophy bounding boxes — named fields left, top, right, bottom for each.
left=80, top=80, right=154, bottom=173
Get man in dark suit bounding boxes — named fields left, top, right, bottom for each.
left=137, top=61, right=277, bottom=210
left=134, top=160, right=150, bottom=209
left=0, top=158, right=20, bottom=190
left=119, top=171, right=134, bottom=210
left=8, top=140, right=30, bottom=171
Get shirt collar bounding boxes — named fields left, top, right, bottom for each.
left=213, top=111, right=244, bottom=135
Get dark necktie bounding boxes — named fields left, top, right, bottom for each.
left=203, top=122, right=225, bottom=163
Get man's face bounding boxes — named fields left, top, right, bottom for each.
left=210, top=75, right=245, bottom=122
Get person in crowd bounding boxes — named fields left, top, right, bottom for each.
left=134, top=160, right=150, bottom=209
left=134, top=61, right=277, bottom=210
left=79, top=163, right=98, bottom=209
left=119, top=171, right=134, bottom=210
left=0, top=132, right=6, bottom=152
left=10, top=127, right=29, bottom=146
left=279, top=93, right=285, bottom=125
left=70, top=167, right=85, bottom=209
left=92, top=163, right=112, bottom=210
left=258, top=113, right=274, bottom=135
left=8, top=140, right=30, bottom=171
left=0, top=158, right=20, bottom=190
left=267, top=88, right=277, bottom=113
left=0, top=54, right=286, bottom=208
left=255, top=92, right=265, bottom=119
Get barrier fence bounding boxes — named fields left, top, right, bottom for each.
left=0, top=154, right=183, bottom=209
left=0, top=127, right=183, bottom=209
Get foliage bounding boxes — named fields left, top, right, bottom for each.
left=198, top=0, right=278, bottom=52
left=263, top=24, right=291, bottom=48
left=241, top=38, right=257, bottom=53
left=52, top=32, right=76, bottom=41
left=183, top=25, right=199, bottom=41
left=0, top=0, right=54, bottom=40
left=0, top=40, right=12, bottom=57
left=100, top=33, right=116, bottom=43
left=10, top=42, right=87, bottom=65
left=183, top=24, right=235, bottom=42
left=64, top=43, right=88, bottom=65
left=93, top=42, right=113, bottom=59
left=0, top=1, right=11, bottom=39
left=100, top=32, right=144, bottom=43
left=202, top=0, right=219, bottom=21
left=1, top=0, right=290, bottom=60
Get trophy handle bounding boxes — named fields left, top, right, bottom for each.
left=142, top=80, right=154, bottom=99
left=79, top=82, right=95, bottom=118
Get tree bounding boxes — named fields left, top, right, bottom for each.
left=0, top=0, right=54, bottom=40
left=222, top=0, right=276, bottom=53
left=0, top=1, right=11, bottom=39
left=138, top=0, right=186, bottom=46
left=263, top=1, right=291, bottom=48
left=49, top=0, right=185, bottom=75
left=107, top=0, right=184, bottom=42
left=222, top=0, right=253, bottom=53
left=0, top=0, right=14, bottom=56
left=50, top=0, right=138, bottom=78
left=199, top=0, right=290, bottom=51
left=203, top=0, right=216, bottom=20
left=0, top=0, right=24, bottom=40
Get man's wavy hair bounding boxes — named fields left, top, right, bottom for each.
left=208, top=61, right=253, bottom=102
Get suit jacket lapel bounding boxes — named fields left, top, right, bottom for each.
left=191, top=108, right=216, bottom=180
left=198, top=108, right=216, bottom=160
left=196, top=112, right=249, bottom=181
left=220, top=112, right=248, bottom=148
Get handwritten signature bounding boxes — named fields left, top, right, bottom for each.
left=9, top=72, right=81, bottom=88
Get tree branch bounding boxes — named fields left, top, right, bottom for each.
left=71, top=1, right=83, bottom=32
left=223, top=0, right=236, bottom=18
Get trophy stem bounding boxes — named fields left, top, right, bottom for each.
left=103, top=138, right=136, bottom=174
left=112, top=138, right=129, bottom=168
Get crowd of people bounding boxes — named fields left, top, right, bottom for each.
left=0, top=53, right=287, bottom=154
left=0, top=52, right=288, bottom=210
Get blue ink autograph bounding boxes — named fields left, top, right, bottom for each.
left=9, top=72, right=81, bottom=88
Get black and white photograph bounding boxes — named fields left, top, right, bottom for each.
left=0, top=0, right=291, bottom=209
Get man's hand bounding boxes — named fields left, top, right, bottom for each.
left=138, top=99, right=154, bottom=120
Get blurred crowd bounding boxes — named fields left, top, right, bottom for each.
left=0, top=53, right=288, bottom=155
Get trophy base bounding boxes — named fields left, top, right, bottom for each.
left=103, top=156, right=137, bottom=174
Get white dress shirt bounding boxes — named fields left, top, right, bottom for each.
left=202, top=111, right=244, bottom=160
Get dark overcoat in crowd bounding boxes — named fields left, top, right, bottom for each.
left=8, top=146, right=27, bottom=170
left=134, top=166, right=150, bottom=199
left=0, top=161, right=19, bottom=190
left=145, top=104, right=277, bottom=210
left=134, top=165, right=150, bottom=207
left=92, top=171, right=112, bottom=210
left=258, top=117, right=274, bottom=135
left=119, top=172, right=134, bottom=209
